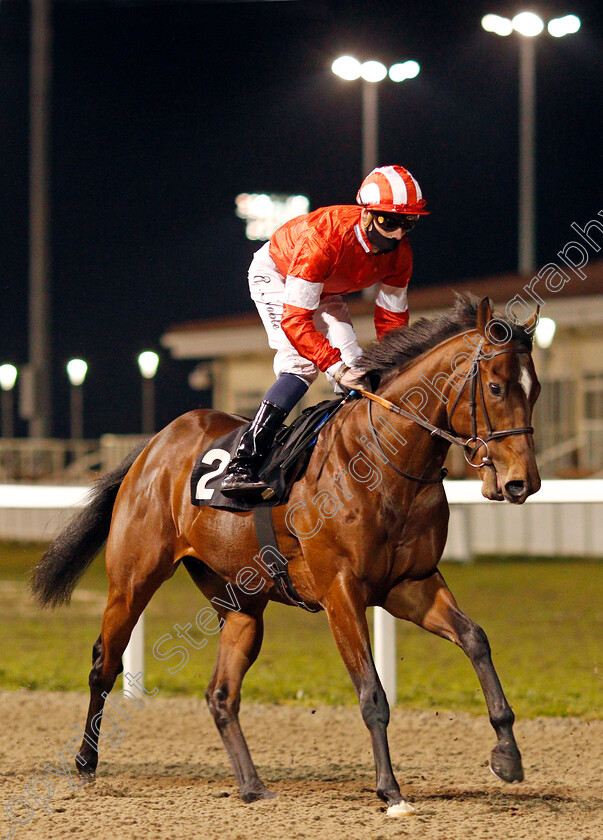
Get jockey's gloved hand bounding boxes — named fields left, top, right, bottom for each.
left=333, top=363, right=364, bottom=392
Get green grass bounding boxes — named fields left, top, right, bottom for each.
left=0, top=542, right=600, bottom=718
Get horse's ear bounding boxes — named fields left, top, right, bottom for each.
left=523, top=304, right=541, bottom=334
left=476, top=297, right=493, bottom=335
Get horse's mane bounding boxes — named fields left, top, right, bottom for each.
left=358, top=292, right=533, bottom=388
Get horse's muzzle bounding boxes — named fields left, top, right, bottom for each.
left=504, top=479, right=528, bottom=504
left=479, top=465, right=539, bottom=504
left=479, top=464, right=505, bottom=501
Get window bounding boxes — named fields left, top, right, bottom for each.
left=582, top=372, right=603, bottom=473
left=533, top=378, right=577, bottom=476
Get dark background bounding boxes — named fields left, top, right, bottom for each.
left=1, top=0, right=602, bottom=437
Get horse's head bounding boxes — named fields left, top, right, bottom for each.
left=358, top=293, right=542, bottom=503
left=450, top=297, right=541, bottom=504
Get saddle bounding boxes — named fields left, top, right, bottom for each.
left=191, top=395, right=354, bottom=513
left=190, top=396, right=356, bottom=612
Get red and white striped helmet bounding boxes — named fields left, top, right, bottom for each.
left=356, top=165, right=429, bottom=215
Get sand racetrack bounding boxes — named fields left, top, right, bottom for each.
left=0, top=690, right=601, bottom=840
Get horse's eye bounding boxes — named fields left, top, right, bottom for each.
left=489, top=383, right=502, bottom=396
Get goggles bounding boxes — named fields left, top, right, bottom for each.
left=374, top=213, right=419, bottom=233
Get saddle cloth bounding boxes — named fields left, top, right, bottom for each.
left=190, top=396, right=350, bottom=512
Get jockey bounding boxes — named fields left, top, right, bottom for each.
left=220, top=164, right=429, bottom=499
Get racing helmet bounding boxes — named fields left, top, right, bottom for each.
left=356, top=165, right=430, bottom=215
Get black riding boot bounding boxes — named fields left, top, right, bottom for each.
left=220, top=400, right=287, bottom=499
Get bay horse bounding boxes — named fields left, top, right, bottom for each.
left=31, top=295, right=540, bottom=815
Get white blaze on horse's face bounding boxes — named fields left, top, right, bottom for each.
left=519, top=357, right=533, bottom=400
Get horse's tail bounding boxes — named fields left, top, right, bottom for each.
left=30, top=440, right=149, bottom=608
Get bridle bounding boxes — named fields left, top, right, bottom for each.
left=446, top=336, right=535, bottom=468
left=359, top=335, right=534, bottom=484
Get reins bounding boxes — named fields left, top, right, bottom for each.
left=357, top=337, right=534, bottom=483
left=364, top=397, right=449, bottom=484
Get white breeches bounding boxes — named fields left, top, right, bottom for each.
left=248, top=242, right=362, bottom=385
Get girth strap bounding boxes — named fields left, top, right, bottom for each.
left=253, top=508, right=321, bottom=612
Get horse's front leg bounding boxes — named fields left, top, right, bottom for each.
left=323, top=574, right=415, bottom=815
left=384, top=570, right=523, bottom=783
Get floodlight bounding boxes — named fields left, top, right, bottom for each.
left=534, top=317, right=556, bottom=350
left=360, top=61, right=387, bottom=83
left=66, top=359, right=88, bottom=387
left=481, top=14, right=513, bottom=36
left=138, top=351, right=159, bottom=379
left=331, top=56, right=362, bottom=81
left=548, top=15, right=580, bottom=38
left=0, top=364, right=17, bottom=391
left=389, top=60, right=420, bottom=82
left=512, top=12, right=544, bottom=37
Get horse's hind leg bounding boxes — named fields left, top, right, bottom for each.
left=205, top=608, right=273, bottom=802
left=76, top=546, right=175, bottom=780
left=182, top=558, right=272, bottom=802
left=384, top=570, right=524, bottom=783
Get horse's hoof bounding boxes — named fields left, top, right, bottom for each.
left=387, top=800, right=416, bottom=817
left=490, top=743, right=524, bottom=783
left=241, top=787, right=276, bottom=803
left=75, top=755, right=97, bottom=785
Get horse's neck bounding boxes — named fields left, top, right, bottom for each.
left=358, top=334, right=473, bottom=487
left=322, top=335, right=468, bottom=491
left=380, top=335, right=463, bottom=433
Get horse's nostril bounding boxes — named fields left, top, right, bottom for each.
left=505, top=480, right=526, bottom=498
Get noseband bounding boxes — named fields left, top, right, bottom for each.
left=360, top=336, right=534, bottom=483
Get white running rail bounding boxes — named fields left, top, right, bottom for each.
left=1, top=480, right=602, bottom=700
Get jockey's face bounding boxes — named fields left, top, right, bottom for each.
left=361, top=210, right=419, bottom=253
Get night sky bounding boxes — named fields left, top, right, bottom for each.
left=1, top=0, right=602, bottom=437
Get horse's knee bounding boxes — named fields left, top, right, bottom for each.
left=359, top=680, right=389, bottom=729
left=206, top=682, right=228, bottom=708
left=206, top=682, right=239, bottom=728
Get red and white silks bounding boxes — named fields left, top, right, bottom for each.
left=249, top=243, right=362, bottom=385
left=249, top=205, right=411, bottom=386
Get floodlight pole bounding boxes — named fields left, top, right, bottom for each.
left=361, top=80, right=379, bottom=176
left=70, top=384, right=83, bottom=443
left=483, top=12, right=580, bottom=273
left=141, top=378, right=155, bottom=435
left=361, top=79, right=379, bottom=306
left=28, top=0, right=52, bottom=438
left=1, top=392, right=15, bottom=440
left=518, top=37, right=536, bottom=274
left=138, top=352, right=159, bottom=435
